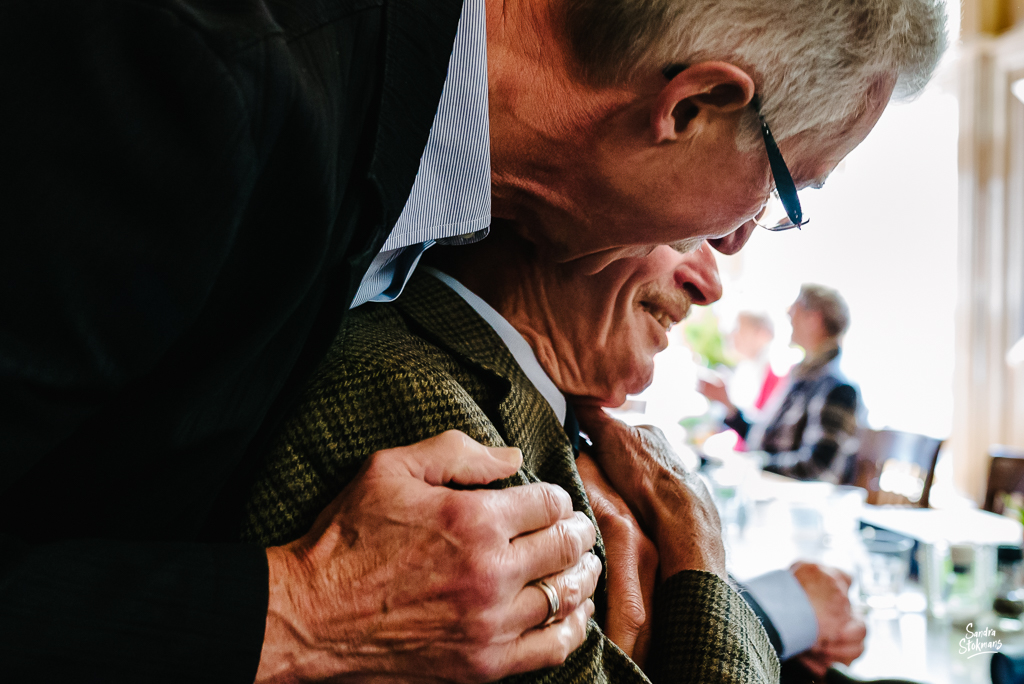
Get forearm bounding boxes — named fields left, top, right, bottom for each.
left=0, top=535, right=267, bottom=682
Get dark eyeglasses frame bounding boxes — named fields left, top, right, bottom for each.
left=663, top=65, right=807, bottom=232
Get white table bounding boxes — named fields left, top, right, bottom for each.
left=717, top=470, right=1024, bottom=683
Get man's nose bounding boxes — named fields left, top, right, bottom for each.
left=675, top=242, right=723, bottom=305
left=708, top=220, right=756, bottom=255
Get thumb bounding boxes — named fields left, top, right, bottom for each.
left=398, top=430, right=523, bottom=486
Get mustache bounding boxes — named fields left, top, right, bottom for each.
left=636, top=282, right=694, bottom=326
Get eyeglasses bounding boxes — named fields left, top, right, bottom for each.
left=662, top=66, right=809, bottom=232
left=751, top=94, right=808, bottom=232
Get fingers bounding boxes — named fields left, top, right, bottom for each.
left=805, top=637, right=865, bottom=671
left=491, top=600, right=596, bottom=678
left=577, top=410, right=726, bottom=580
left=826, top=641, right=866, bottom=666
left=573, top=411, right=645, bottom=496
left=506, top=551, right=602, bottom=634
left=579, top=453, right=657, bottom=660
left=834, top=567, right=854, bottom=588
left=386, top=430, right=523, bottom=486
left=508, top=510, right=598, bottom=580
left=803, top=616, right=867, bottom=672
left=487, top=481, right=577, bottom=537
left=631, top=545, right=657, bottom=669
left=601, top=541, right=649, bottom=658
left=577, top=453, right=633, bottom=520
left=831, top=618, right=868, bottom=662
left=696, top=378, right=719, bottom=395
left=576, top=452, right=606, bottom=489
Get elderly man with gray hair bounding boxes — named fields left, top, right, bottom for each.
left=701, top=284, right=861, bottom=484
left=2, top=0, right=942, bottom=681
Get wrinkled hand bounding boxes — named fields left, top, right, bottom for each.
left=257, top=430, right=601, bottom=683
left=576, top=453, right=658, bottom=668
left=575, top=407, right=726, bottom=582
left=791, top=562, right=866, bottom=676
left=696, top=378, right=734, bottom=413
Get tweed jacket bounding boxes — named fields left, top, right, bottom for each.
left=245, top=271, right=780, bottom=683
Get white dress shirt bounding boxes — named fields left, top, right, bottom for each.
left=424, top=268, right=566, bottom=425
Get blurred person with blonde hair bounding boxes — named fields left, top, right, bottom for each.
left=729, top=311, right=784, bottom=413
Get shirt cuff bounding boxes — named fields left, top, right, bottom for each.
left=742, top=569, right=818, bottom=659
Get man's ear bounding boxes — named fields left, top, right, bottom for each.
left=651, top=62, right=756, bottom=144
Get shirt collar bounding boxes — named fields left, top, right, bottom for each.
left=422, top=267, right=567, bottom=425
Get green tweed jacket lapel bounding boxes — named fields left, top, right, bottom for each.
left=394, top=271, right=606, bottom=553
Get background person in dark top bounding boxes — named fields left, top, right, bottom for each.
left=0, top=0, right=943, bottom=681
left=700, top=284, right=861, bottom=483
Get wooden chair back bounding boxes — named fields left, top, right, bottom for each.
left=853, top=428, right=943, bottom=507
left=984, top=445, right=1024, bottom=514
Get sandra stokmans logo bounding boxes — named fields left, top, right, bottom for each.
left=959, top=623, right=1003, bottom=658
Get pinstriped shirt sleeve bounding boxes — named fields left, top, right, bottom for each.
left=352, top=0, right=490, bottom=308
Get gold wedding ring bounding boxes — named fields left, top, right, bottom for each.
left=532, top=579, right=560, bottom=627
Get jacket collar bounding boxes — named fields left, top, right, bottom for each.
left=793, top=343, right=842, bottom=380
left=392, top=271, right=576, bottom=464
left=392, top=270, right=607, bottom=566
left=393, top=270, right=527, bottom=385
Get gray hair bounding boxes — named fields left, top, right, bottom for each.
left=563, top=0, right=948, bottom=147
left=796, top=283, right=850, bottom=338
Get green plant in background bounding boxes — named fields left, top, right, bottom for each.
left=1002, top=492, right=1024, bottom=526
left=683, top=306, right=733, bottom=369
left=678, top=306, right=733, bottom=447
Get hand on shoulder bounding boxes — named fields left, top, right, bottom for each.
left=257, top=430, right=601, bottom=683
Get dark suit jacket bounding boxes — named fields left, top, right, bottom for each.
left=0, top=0, right=461, bottom=679
left=244, top=271, right=781, bottom=683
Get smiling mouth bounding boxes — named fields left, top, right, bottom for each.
left=640, top=300, right=681, bottom=331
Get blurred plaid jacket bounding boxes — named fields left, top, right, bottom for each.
left=243, top=270, right=780, bottom=684
left=726, top=347, right=860, bottom=484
